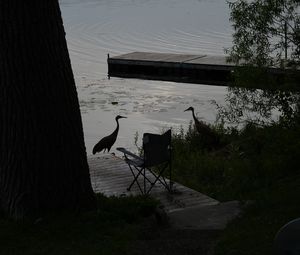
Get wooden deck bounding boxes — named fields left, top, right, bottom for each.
left=108, top=52, right=298, bottom=88
left=107, top=52, right=234, bottom=85
left=88, top=154, right=219, bottom=212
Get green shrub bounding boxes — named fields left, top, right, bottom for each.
left=171, top=121, right=300, bottom=201
left=171, top=120, right=300, bottom=254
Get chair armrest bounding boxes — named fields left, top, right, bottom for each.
left=116, top=147, right=143, bottom=161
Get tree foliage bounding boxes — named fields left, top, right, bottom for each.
left=227, top=0, right=300, bottom=67
left=215, top=87, right=299, bottom=125
left=219, top=0, right=300, bottom=125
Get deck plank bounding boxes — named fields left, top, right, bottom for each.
left=88, top=154, right=219, bottom=212
left=107, top=52, right=234, bottom=85
left=112, top=51, right=207, bottom=63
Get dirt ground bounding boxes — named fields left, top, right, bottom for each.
left=129, top=216, right=221, bottom=255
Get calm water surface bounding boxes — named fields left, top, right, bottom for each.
left=59, top=0, right=233, bottom=155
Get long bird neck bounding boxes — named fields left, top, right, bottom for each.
left=112, top=118, right=120, bottom=137
left=191, top=109, right=198, bottom=123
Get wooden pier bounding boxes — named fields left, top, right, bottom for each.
left=107, top=52, right=234, bottom=86
left=108, top=52, right=300, bottom=89
left=88, top=154, right=219, bottom=213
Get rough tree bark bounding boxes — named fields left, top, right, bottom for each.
left=0, top=1, right=96, bottom=219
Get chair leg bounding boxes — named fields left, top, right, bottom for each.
left=146, top=164, right=171, bottom=194
left=169, top=160, right=172, bottom=192
left=126, top=164, right=153, bottom=195
left=144, top=168, right=146, bottom=194
left=127, top=164, right=144, bottom=194
left=124, top=160, right=172, bottom=195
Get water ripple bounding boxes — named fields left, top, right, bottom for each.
left=60, top=0, right=231, bottom=153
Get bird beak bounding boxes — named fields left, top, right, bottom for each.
left=184, top=108, right=189, bottom=112
left=120, top=116, right=127, bottom=119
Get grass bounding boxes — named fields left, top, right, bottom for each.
left=170, top=120, right=300, bottom=254
left=0, top=194, right=158, bottom=255
left=215, top=175, right=300, bottom=255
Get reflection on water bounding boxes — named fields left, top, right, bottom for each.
left=59, top=0, right=232, bottom=155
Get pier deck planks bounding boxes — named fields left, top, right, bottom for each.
left=107, top=52, right=234, bottom=85
left=88, top=154, right=219, bottom=213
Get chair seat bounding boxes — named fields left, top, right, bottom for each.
left=117, top=147, right=144, bottom=166
left=125, top=157, right=144, bottom=167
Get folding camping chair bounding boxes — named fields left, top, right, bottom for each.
left=117, top=129, right=172, bottom=195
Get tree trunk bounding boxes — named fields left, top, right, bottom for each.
left=0, top=1, right=95, bottom=219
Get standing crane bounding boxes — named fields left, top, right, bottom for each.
left=92, top=115, right=127, bottom=154
left=184, top=106, right=220, bottom=149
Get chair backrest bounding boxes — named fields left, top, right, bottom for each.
left=142, top=129, right=171, bottom=167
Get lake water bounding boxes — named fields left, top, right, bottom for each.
left=59, top=0, right=233, bottom=156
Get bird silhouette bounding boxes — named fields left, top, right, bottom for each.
left=92, top=115, right=127, bottom=154
left=184, top=106, right=220, bottom=149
